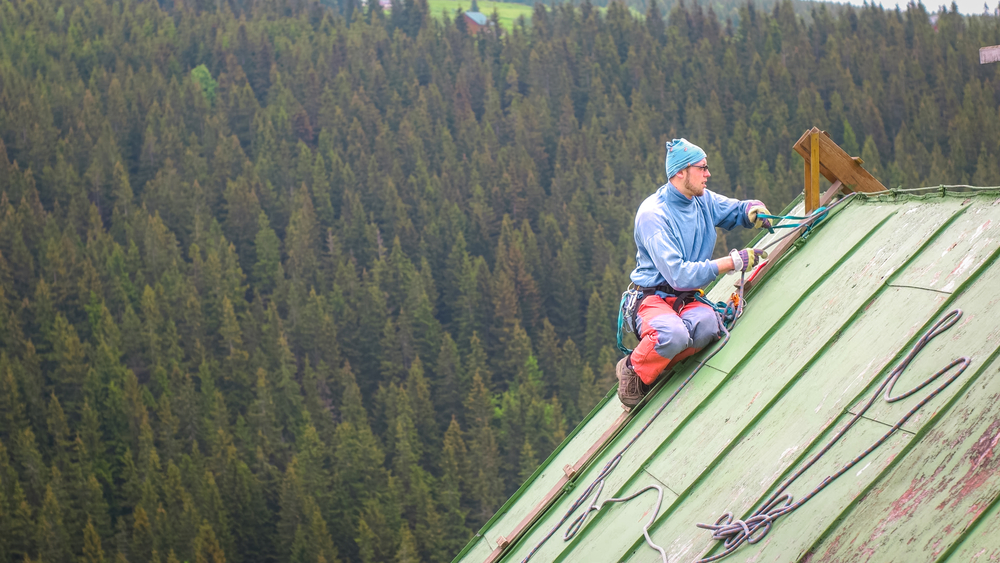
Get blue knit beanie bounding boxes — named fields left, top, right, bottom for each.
left=665, top=139, right=707, bottom=180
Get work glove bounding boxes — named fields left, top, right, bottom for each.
left=746, top=200, right=772, bottom=229
left=730, top=248, right=768, bottom=273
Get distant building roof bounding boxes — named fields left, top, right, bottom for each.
left=454, top=187, right=1000, bottom=562
left=464, top=11, right=488, bottom=26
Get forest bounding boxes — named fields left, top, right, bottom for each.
left=0, top=0, right=998, bottom=560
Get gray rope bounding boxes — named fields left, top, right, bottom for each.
left=695, top=309, right=972, bottom=562
left=564, top=482, right=668, bottom=563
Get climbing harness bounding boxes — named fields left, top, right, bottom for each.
left=617, top=284, right=727, bottom=357
left=617, top=284, right=700, bottom=355
left=694, top=309, right=972, bottom=562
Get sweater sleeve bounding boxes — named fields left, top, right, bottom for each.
left=640, top=228, right=720, bottom=291
left=709, top=190, right=754, bottom=231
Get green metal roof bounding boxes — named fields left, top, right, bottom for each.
left=455, top=188, right=1000, bottom=563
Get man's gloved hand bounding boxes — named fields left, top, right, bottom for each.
left=730, top=248, right=768, bottom=272
left=746, top=200, right=772, bottom=229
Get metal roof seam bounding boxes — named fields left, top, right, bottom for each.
left=877, top=201, right=973, bottom=288
left=741, top=199, right=884, bottom=308
left=883, top=283, right=953, bottom=295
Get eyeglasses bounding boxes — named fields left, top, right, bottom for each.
left=690, top=164, right=710, bottom=173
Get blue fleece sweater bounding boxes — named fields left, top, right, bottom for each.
left=630, top=182, right=753, bottom=291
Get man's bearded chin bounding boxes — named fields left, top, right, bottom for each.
left=684, top=175, right=706, bottom=196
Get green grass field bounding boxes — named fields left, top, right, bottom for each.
left=427, top=0, right=537, bottom=29
left=425, top=0, right=643, bottom=30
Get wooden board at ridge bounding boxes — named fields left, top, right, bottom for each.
left=793, top=127, right=887, bottom=194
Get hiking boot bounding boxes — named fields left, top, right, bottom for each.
left=616, top=356, right=649, bottom=408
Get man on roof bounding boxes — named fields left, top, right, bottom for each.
left=617, top=138, right=771, bottom=407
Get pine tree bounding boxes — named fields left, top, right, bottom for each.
left=36, top=484, right=72, bottom=563
left=82, top=516, right=106, bottom=563
left=556, top=339, right=584, bottom=424
left=8, top=480, right=33, bottom=561
left=193, top=521, right=227, bottom=563
left=0, top=355, right=28, bottom=444
left=47, top=313, right=89, bottom=412
left=404, top=358, right=439, bottom=466
left=253, top=212, right=285, bottom=295
left=331, top=366, right=389, bottom=559
left=518, top=437, right=538, bottom=482
left=861, top=135, right=885, bottom=186
left=972, top=144, right=1000, bottom=187
left=433, top=333, right=464, bottom=426
left=462, top=374, right=503, bottom=526
left=395, top=525, right=420, bottom=563
left=438, top=418, right=470, bottom=555
left=131, top=504, right=155, bottom=563
left=285, top=186, right=321, bottom=286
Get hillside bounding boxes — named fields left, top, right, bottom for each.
left=0, top=0, right=997, bottom=562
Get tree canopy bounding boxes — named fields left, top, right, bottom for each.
left=0, top=0, right=997, bottom=561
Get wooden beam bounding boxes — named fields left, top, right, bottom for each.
left=793, top=127, right=887, bottom=194
left=807, top=131, right=820, bottom=213
left=803, top=156, right=812, bottom=216
left=482, top=410, right=632, bottom=563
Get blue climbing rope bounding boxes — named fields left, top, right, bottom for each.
left=758, top=207, right=829, bottom=237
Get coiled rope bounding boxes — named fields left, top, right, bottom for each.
left=695, top=309, right=972, bottom=562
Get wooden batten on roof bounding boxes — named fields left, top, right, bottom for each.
left=793, top=127, right=887, bottom=213
left=481, top=410, right=632, bottom=563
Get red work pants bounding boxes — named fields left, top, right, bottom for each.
left=631, top=295, right=720, bottom=385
